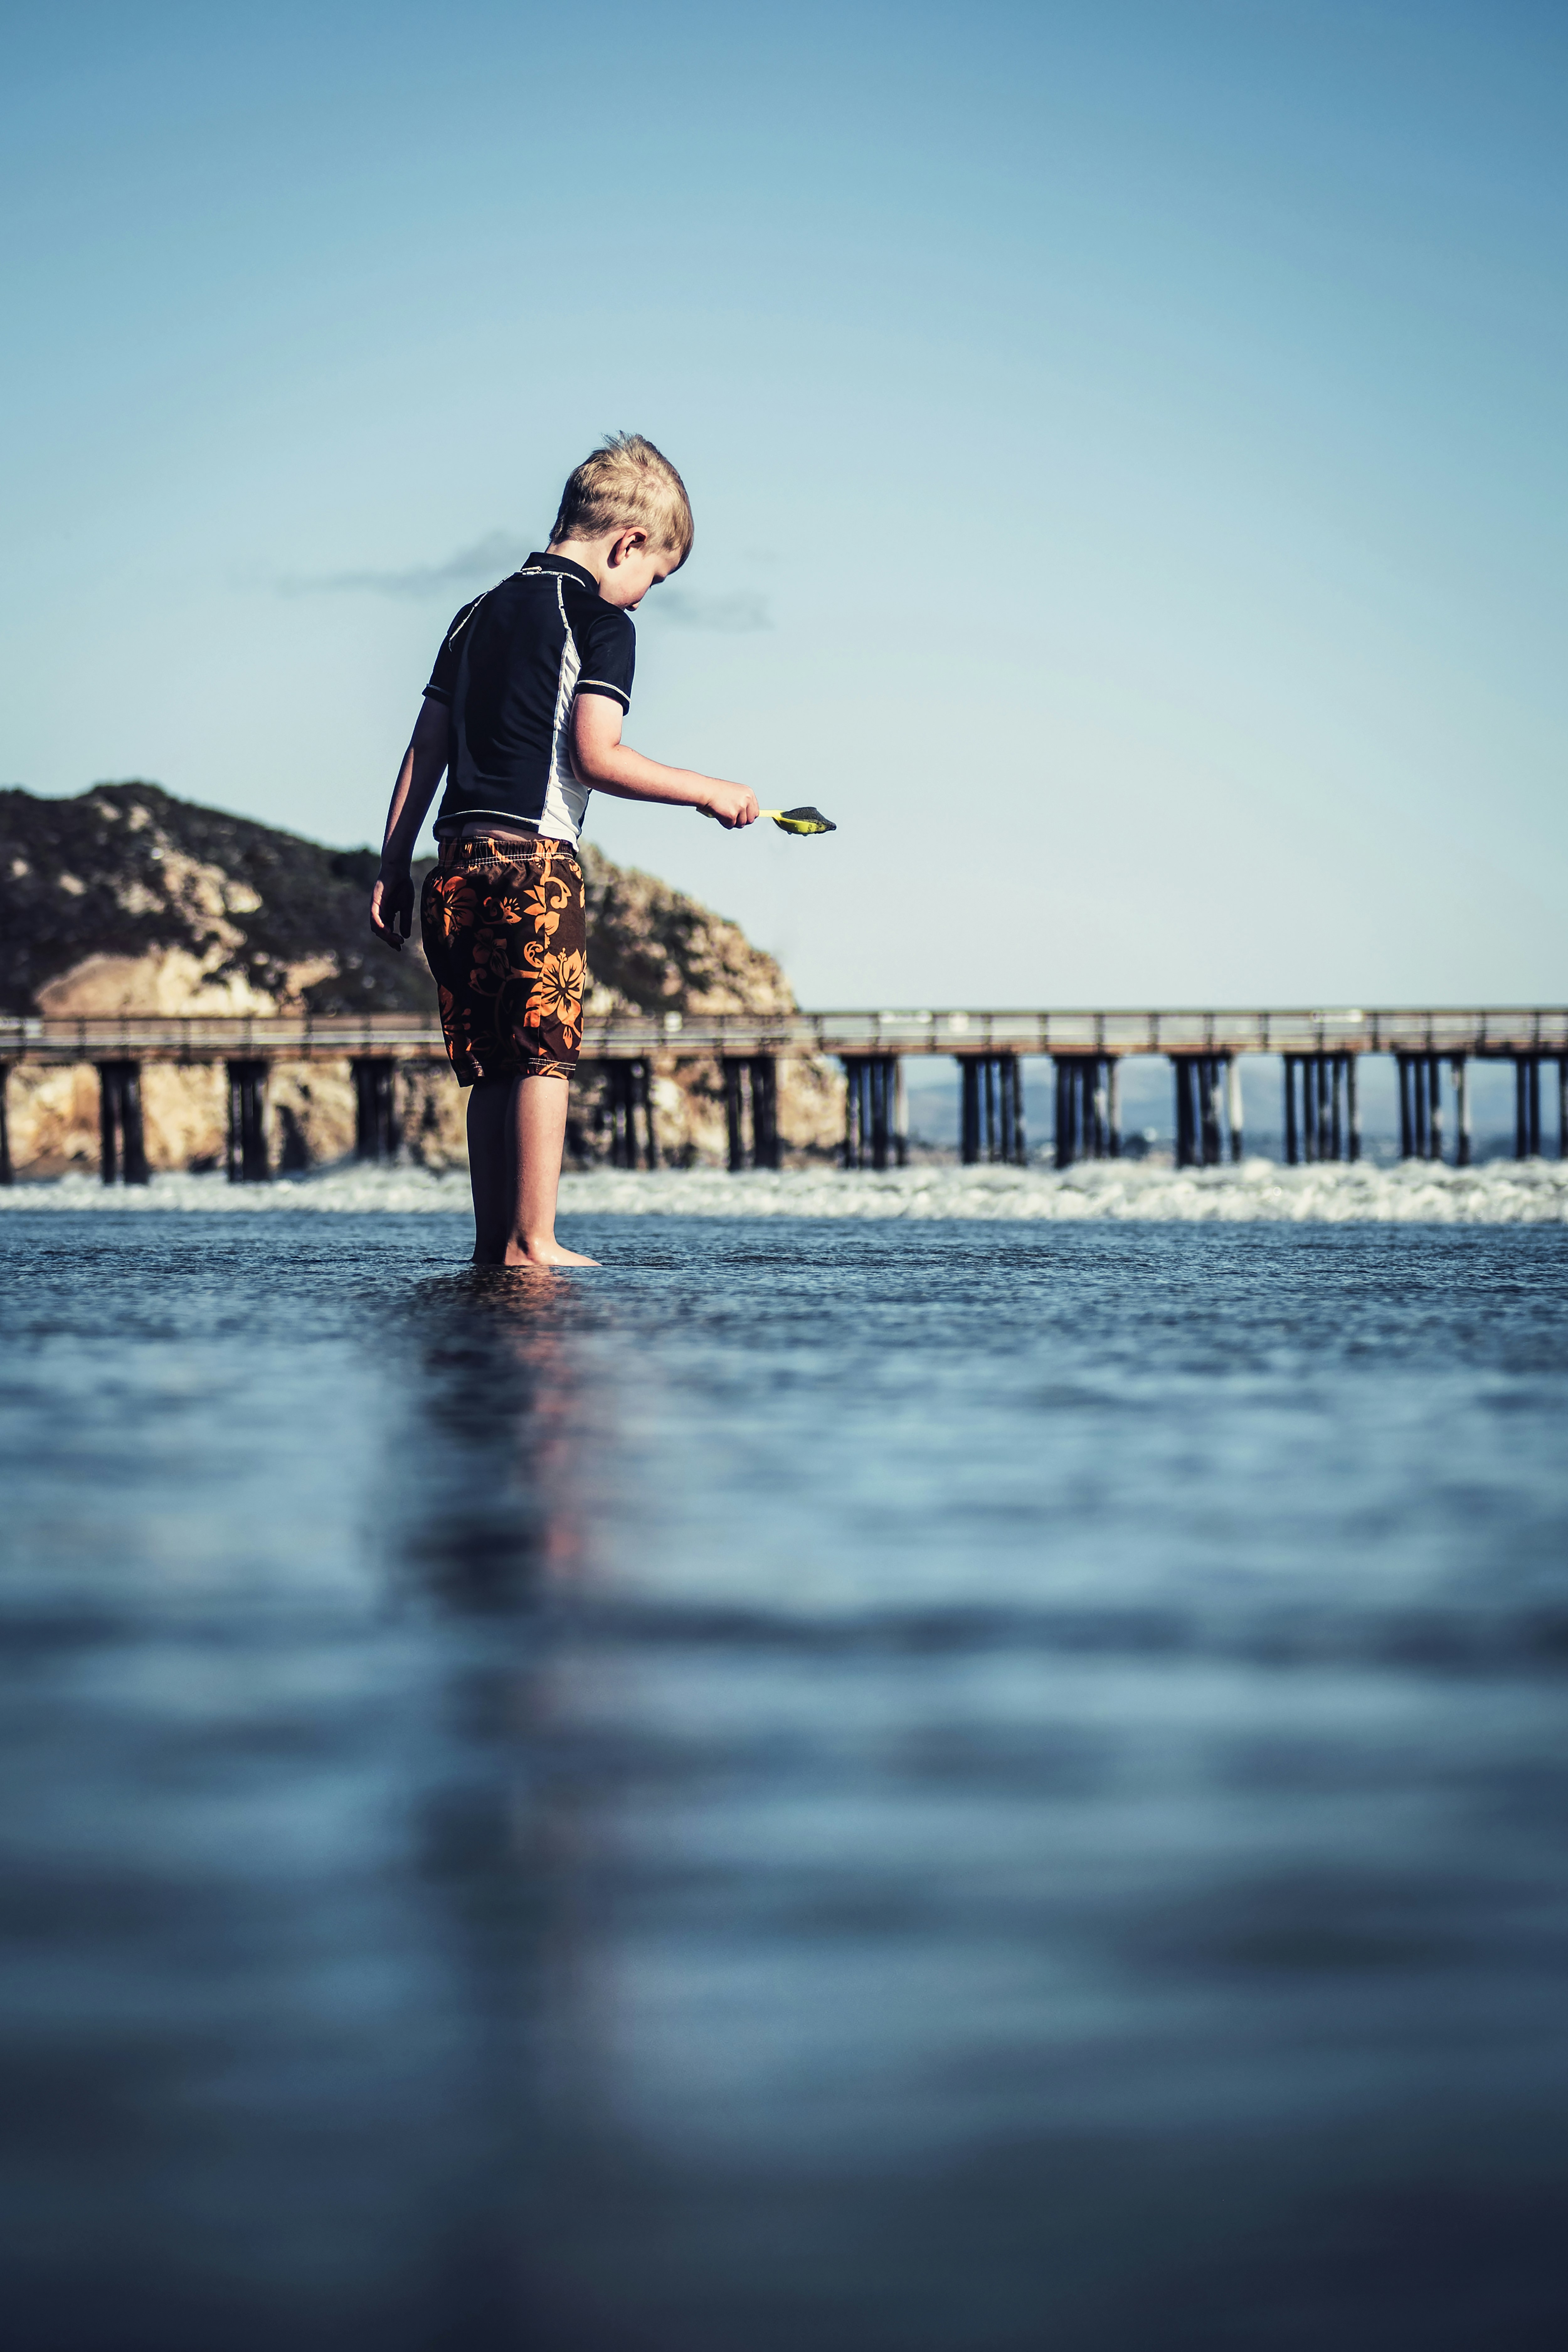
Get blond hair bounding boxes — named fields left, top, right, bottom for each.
left=549, top=433, right=693, bottom=563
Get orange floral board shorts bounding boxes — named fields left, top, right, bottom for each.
left=420, top=833, right=587, bottom=1085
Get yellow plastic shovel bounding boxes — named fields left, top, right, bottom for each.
left=759, top=805, right=836, bottom=835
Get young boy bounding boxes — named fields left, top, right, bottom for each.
left=369, top=434, right=758, bottom=1267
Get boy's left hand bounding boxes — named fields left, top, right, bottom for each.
left=370, top=868, right=413, bottom=952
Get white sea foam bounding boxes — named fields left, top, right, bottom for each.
left=4, top=1157, right=1567, bottom=1222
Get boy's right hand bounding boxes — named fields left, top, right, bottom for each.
left=370, top=867, right=414, bottom=952
left=699, top=780, right=760, bottom=829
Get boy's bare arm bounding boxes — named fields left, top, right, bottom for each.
left=571, top=697, right=758, bottom=829
left=370, top=700, right=449, bottom=951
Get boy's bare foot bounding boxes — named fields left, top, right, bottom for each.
left=499, top=1237, right=600, bottom=1269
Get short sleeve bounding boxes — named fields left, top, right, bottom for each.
left=573, top=605, right=636, bottom=713
left=422, top=595, right=485, bottom=706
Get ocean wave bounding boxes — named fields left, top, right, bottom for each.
left=4, top=1157, right=1568, bottom=1222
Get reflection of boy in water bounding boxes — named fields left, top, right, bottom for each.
left=370, top=435, right=758, bottom=1267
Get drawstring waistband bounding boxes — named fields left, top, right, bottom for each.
left=436, top=831, right=579, bottom=873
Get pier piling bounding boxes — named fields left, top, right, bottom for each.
left=1420, top=1055, right=1433, bottom=1158
left=602, top=1059, right=659, bottom=1168
left=96, top=1061, right=149, bottom=1186
left=1317, top=1056, right=1332, bottom=1160
left=726, top=1056, right=781, bottom=1171
left=959, top=1055, right=1026, bottom=1167
left=1391, top=1051, right=1475, bottom=1166
left=1514, top=1054, right=1542, bottom=1159
left=1202, top=1059, right=1223, bottom=1165
left=752, top=1057, right=779, bottom=1169
left=0, top=1062, right=11, bottom=1187
left=225, top=1060, right=269, bottom=1184
left=843, top=1056, right=901, bottom=1170
left=1173, top=1054, right=1235, bottom=1168
left=351, top=1059, right=399, bottom=1164
left=1054, top=1058, right=1079, bottom=1169
left=1283, top=1051, right=1357, bottom=1166
left=1401, top=1058, right=1420, bottom=1157
left=1054, top=1056, right=1113, bottom=1169
left=725, top=1058, right=744, bottom=1171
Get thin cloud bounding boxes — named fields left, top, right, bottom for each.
left=655, top=589, right=772, bottom=633
left=277, top=537, right=772, bottom=630
left=278, top=532, right=527, bottom=598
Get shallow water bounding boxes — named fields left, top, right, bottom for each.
left=3, top=1211, right=1568, bottom=2349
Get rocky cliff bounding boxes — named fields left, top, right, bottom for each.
left=0, top=783, right=840, bottom=1174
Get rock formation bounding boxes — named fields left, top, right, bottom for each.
left=0, top=783, right=842, bottom=1174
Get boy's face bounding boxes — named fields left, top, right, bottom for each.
left=598, top=529, right=681, bottom=611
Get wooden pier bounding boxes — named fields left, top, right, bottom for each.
left=1, top=1007, right=1564, bottom=1182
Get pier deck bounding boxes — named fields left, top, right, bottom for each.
left=3, top=1005, right=1565, bottom=1065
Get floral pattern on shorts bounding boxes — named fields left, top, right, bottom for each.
left=420, top=834, right=587, bottom=1084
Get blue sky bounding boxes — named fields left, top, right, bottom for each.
left=3, top=2, right=1564, bottom=1006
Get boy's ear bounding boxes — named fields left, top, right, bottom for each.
left=606, top=528, right=648, bottom=568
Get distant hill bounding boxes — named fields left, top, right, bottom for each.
left=0, top=781, right=796, bottom=1021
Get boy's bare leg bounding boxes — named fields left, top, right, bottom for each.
left=465, top=1080, right=514, bottom=1263
left=466, top=1074, right=596, bottom=1269
left=505, top=1074, right=597, bottom=1266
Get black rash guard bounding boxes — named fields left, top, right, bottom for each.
left=423, top=553, right=635, bottom=845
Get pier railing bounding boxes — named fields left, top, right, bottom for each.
left=3, top=1005, right=1566, bottom=1064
